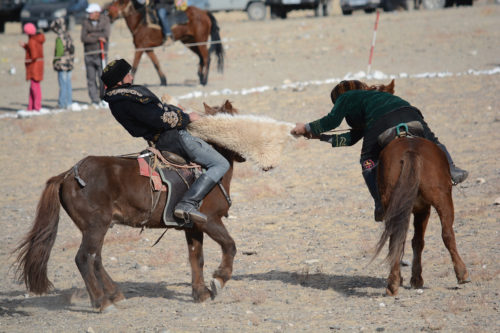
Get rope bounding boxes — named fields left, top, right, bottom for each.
left=146, top=146, right=201, bottom=170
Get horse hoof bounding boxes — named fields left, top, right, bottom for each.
left=210, top=278, right=223, bottom=299
left=385, top=286, right=399, bottom=296
left=160, top=77, right=167, bottom=86
left=114, top=297, right=127, bottom=305
left=459, top=277, right=471, bottom=284
left=101, top=304, right=118, bottom=313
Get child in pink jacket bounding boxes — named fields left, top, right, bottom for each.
left=19, top=23, right=45, bottom=111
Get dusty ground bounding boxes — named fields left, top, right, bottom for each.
left=1, top=2, right=499, bottom=332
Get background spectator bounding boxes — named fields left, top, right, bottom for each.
left=81, top=3, right=110, bottom=108
left=50, top=18, right=75, bottom=110
left=19, top=23, right=45, bottom=112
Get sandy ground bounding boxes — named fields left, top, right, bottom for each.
left=1, top=2, right=499, bottom=332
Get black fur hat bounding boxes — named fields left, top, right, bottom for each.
left=101, top=59, right=131, bottom=88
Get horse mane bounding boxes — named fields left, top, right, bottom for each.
left=367, top=79, right=395, bottom=95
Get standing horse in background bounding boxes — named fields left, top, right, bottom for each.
left=14, top=102, right=244, bottom=313
left=373, top=136, right=470, bottom=296
left=107, top=0, right=224, bottom=86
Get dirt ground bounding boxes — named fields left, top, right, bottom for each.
left=1, top=2, right=499, bottom=332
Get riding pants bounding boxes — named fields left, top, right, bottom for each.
left=157, top=8, right=172, bottom=36
left=178, top=130, right=230, bottom=182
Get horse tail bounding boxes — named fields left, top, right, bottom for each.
left=373, top=151, right=421, bottom=267
left=207, top=11, right=224, bottom=73
left=13, top=171, right=67, bottom=294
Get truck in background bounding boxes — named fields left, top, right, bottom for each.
left=197, top=0, right=330, bottom=21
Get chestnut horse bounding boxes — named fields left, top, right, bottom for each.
left=373, top=136, right=470, bottom=295
left=107, top=0, right=224, bottom=86
left=14, top=102, right=243, bottom=312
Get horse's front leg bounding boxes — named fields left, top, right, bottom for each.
left=436, top=196, right=470, bottom=284
left=202, top=217, right=236, bottom=297
left=184, top=228, right=212, bottom=302
left=131, top=50, right=144, bottom=79
left=145, top=50, right=167, bottom=86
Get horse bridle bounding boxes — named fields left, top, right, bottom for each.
left=109, top=1, right=143, bottom=37
left=108, top=0, right=135, bottom=21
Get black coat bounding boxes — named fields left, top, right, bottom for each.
left=103, top=84, right=191, bottom=157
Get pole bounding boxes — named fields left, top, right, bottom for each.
left=100, top=40, right=106, bottom=70
left=367, top=9, right=380, bottom=77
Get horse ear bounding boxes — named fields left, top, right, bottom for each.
left=387, top=79, right=395, bottom=94
left=223, top=100, right=238, bottom=114
left=203, top=102, right=216, bottom=115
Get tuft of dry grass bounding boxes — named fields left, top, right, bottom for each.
left=472, top=268, right=500, bottom=282
left=420, top=311, right=445, bottom=331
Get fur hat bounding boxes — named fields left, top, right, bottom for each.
left=101, top=59, right=132, bottom=88
left=86, top=3, right=101, bottom=13
left=23, top=23, right=36, bottom=35
left=330, top=80, right=369, bottom=104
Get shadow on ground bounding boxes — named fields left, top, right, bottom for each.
left=234, top=270, right=387, bottom=297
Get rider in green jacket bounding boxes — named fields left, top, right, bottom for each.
left=292, top=80, right=468, bottom=222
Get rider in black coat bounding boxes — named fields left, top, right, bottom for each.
left=102, top=59, right=229, bottom=228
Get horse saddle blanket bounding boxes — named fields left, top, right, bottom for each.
left=377, top=121, right=424, bottom=148
left=137, top=151, right=198, bottom=226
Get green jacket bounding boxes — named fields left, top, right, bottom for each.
left=308, top=90, right=410, bottom=147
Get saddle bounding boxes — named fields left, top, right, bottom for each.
left=138, top=148, right=201, bottom=227
left=377, top=121, right=424, bottom=148
left=138, top=3, right=188, bottom=32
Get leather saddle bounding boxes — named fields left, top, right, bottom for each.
left=138, top=3, right=188, bottom=32
left=138, top=149, right=201, bottom=227
left=377, top=121, right=424, bottom=148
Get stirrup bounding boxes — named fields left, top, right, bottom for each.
left=174, top=204, right=207, bottom=225
left=163, top=35, right=174, bottom=46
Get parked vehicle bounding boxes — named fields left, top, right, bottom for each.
left=20, top=0, right=88, bottom=32
left=201, top=0, right=268, bottom=20
left=340, top=0, right=380, bottom=15
left=417, top=0, right=472, bottom=9
left=200, top=0, right=330, bottom=21
left=0, top=0, right=25, bottom=33
left=268, top=0, right=330, bottom=19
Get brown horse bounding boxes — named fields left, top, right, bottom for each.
left=373, top=136, right=470, bottom=296
left=107, top=0, right=224, bottom=86
left=14, top=102, right=244, bottom=312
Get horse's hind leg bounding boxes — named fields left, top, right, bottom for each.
left=94, top=248, right=125, bottom=306
left=75, top=229, right=113, bottom=311
left=202, top=218, right=236, bottom=296
left=145, top=50, right=167, bottom=86
left=184, top=229, right=212, bottom=302
left=386, top=236, right=404, bottom=296
left=189, top=45, right=210, bottom=86
left=436, top=195, right=470, bottom=284
left=410, top=207, right=431, bottom=289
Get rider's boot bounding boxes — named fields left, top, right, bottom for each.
left=437, top=144, right=468, bottom=184
left=174, top=174, right=217, bottom=227
left=362, top=163, right=384, bottom=222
